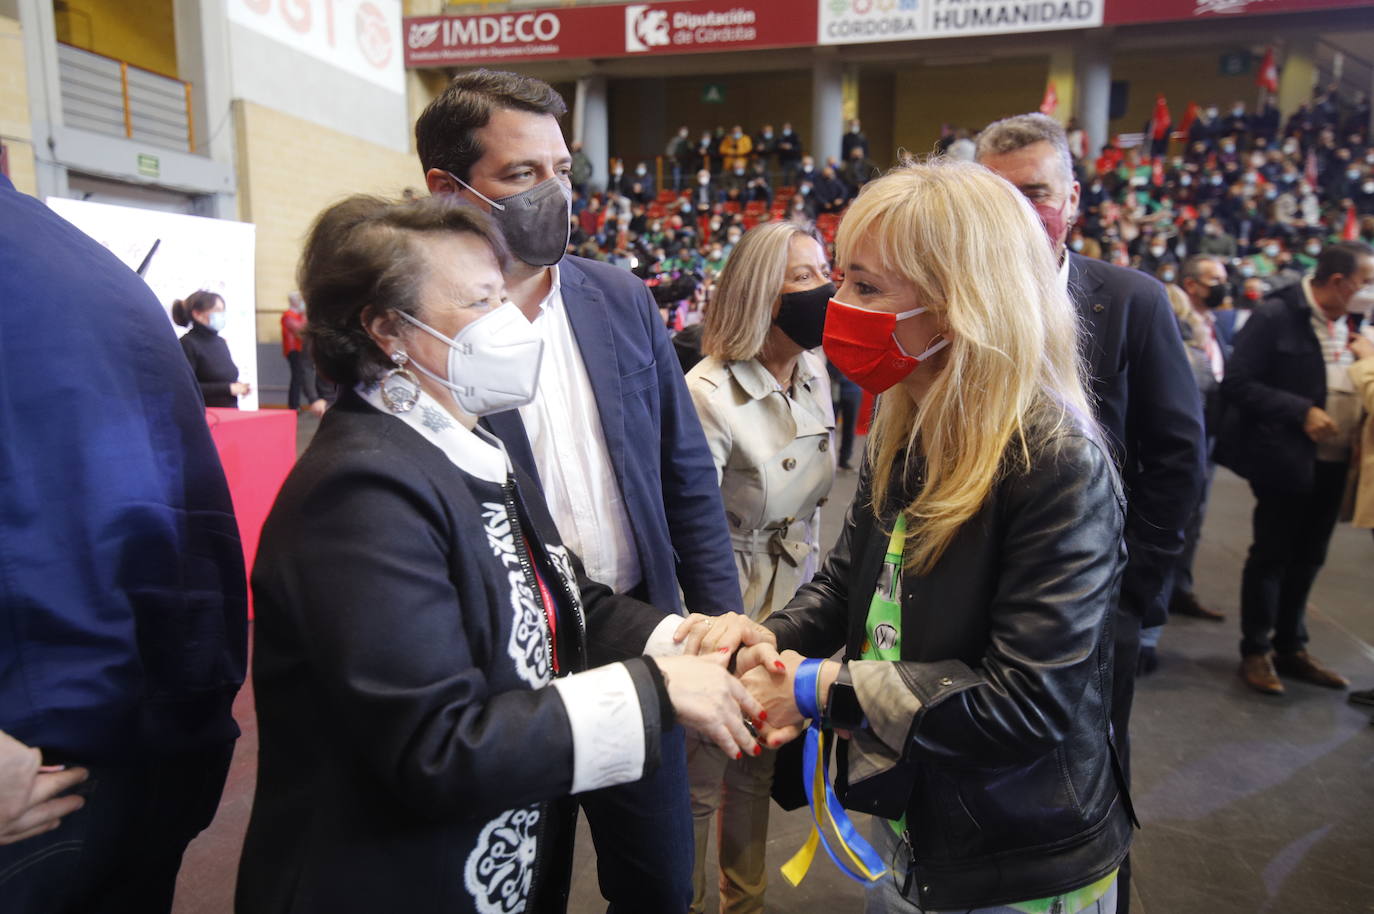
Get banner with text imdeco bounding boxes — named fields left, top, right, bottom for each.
left=404, top=0, right=818, bottom=68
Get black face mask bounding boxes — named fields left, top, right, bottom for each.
left=1202, top=282, right=1227, bottom=309
left=774, top=282, right=835, bottom=350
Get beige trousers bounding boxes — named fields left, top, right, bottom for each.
left=687, top=733, right=776, bottom=914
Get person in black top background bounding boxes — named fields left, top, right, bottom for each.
left=172, top=290, right=250, bottom=408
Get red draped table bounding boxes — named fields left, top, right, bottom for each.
left=206, top=408, right=297, bottom=617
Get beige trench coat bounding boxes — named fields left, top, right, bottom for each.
left=686, top=352, right=836, bottom=621
left=1349, top=357, right=1374, bottom=529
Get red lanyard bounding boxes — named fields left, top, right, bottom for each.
left=524, top=538, right=560, bottom=674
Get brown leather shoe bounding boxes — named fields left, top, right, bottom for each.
left=1171, top=591, right=1225, bottom=622
left=1273, top=651, right=1350, bottom=689
left=1240, top=654, right=1285, bottom=695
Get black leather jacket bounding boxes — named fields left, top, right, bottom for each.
left=764, top=426, right=1134, bottom=911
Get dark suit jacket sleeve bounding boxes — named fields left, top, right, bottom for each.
left=579, top=567, right=679, bottom=667
left=278, top=461, right=622, bottom=821
left=1120, top=281, right=1206, bottom=621
left=1220, top=305, right=1315, bottom=428
left=637, top=280, right=744, bottom=615
left=514, top=463, right=670, bottom=663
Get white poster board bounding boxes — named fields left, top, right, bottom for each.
left=227, top=0, right=404, bottom=94
left=46, top=197, right=260, bottom=411
left=818, top=0, right=1103, bottom=45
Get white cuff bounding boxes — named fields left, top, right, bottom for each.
left=552, top=663, right=647, bottom=794
left=641, top=615, right=687, bottom=658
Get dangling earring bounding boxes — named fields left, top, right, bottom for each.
left=380, top=351, right=420, bottom=413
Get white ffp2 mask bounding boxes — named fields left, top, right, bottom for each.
left=399, top=303, right=544, bottom=416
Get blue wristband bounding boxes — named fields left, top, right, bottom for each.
left=794, top=658, right=823, bottom=721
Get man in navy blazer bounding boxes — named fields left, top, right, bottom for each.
left=416, top=71, right=742, bottom=913
left=979, top=115, right=1205, bottom=914
left=0, top=175, right=247, bottom=911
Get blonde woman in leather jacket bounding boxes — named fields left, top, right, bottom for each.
left=740, top=161, right=1133, bottom=914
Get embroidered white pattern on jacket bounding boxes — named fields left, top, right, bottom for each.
left=483, top=502, right=551, bottom=687
left=463, top=804, right=541, bottom=914
left=543, top=544, right=587, bottom=631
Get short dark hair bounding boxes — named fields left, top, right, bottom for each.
left=1314, top=240, right=1374, bottom=284
left=415, top=69, right=568, bottom=183
left=1181, top=254, right=1224, bottom=285
left=170, top=289, right=221, bottom=327
left=298, top=195, right=510, bottom=387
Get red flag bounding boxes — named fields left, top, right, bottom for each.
left=1178, top=102, right=1199, bottom=137
left=1304, top=148, right=1319, bottom=191
left=1257, top=47, right=1279, bottom=94
left=1343, top=204, right=1359, bottom=242
left=1039, top=81, right=1058, bottom=116
left=1151, top=158, right=1165, bottom=187
left=1151, top=95, right=1172, bottom=141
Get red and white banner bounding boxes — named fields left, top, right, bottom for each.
left=1256, top=46, right=1278, bottom=93
left=1039, top=81, right=1058, bottom=116
left=229, top=0, right=403, bottom=92
left=1105, top=0, right=1368, bottom=25
left=404, top=0, right=816, bottom=68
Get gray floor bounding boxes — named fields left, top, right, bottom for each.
left=172, top=423, right=1374, bottom=914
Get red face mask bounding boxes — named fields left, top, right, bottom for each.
left=822, top=298, right=950, bottom=395
left=1034, top=200, right=1071, bottom=252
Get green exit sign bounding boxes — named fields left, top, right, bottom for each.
left=1219, top=51, right=1252, bottom=77
left=701, top=83, right=726, bottom=105
left=137, top=153, right=160, bottom=178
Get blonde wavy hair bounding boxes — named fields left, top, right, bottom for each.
left=1165, top=282, right=1207, bottom=348
left=840, top=159, right=1097, bottom=573
left=702, top=221, right=821, bottom=361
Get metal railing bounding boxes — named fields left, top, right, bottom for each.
left=57, top=43, right=195, bottom=154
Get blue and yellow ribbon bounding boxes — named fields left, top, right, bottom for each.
left=780, top=659, right=888, bottom=888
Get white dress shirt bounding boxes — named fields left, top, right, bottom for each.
left=1302, top=277, right=1359, bottom=462
left=1199, top=310, right=1225, bottom=383
left=518, top=267, right=643, bottom=595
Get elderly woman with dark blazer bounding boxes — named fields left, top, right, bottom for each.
left=235, top=195, right=769, bottom=914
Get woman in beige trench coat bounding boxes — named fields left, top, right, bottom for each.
left=683, top=222, right=837, bottom=914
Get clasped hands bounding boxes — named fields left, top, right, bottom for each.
left=659, top=613, right=840, bottom=760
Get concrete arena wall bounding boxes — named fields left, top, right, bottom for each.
left=610, top=71, right=814, bottom=171
left=234, top=99, right=420, bottom=343
left=0, top=14, right=37, bottom=196
left=1107, top=48, right=1266, bottom=147
left=892, top=56, right=1049, bottom=161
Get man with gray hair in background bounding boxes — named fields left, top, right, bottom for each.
left=976, top=113, right=1206, bottom=914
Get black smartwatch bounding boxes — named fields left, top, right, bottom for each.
left=824, top=662, right=866, bottom=731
